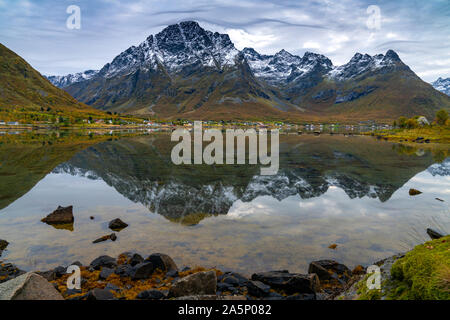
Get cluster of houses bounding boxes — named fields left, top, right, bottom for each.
left=0, top=120, right=19, bottom=126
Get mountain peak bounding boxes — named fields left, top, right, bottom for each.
left=385, top=49, right=400, bottom=61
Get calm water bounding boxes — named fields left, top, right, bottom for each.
left=0, top=131, right=449, bottom=275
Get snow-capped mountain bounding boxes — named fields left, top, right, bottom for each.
left=47, top=20, right=450, bottom=120
left=432, top=77, right=450, bottom=96
left=100, top=21, right=239, bottom=79
left=327, top=50, right=402, bottom=81
left=242, top=48, right=333, bottom=85
left=46, top=70, right=99, bottom=88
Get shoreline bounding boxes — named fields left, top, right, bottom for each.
left=1, top=233, right=448, bottom=300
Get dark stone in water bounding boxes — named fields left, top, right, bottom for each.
left=426, top=228, right=444, bottom=240
left=409, top=189, right=422, bottom=196
left=108, top=218, right=129, bottom=231
left=41, top=206, right=74, bottom=225
left=0, top=239, right=8, bottom=257
left=93, top=233, right=117, bottom=243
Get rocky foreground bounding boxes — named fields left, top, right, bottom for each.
left=0, top=252, right=364, bottom=300
left=0, top=231, right=448, bottom=300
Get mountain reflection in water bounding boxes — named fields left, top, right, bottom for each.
left=0, top=133, right=448, bottom=274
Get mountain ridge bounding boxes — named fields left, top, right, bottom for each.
left=45, top=21, right=450, bottom=122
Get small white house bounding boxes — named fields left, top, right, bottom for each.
left=417, top=116, right=430, bottom=126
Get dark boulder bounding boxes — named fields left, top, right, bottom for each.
left=286, top=293, right=316, bottom=300
left=0, top=263, right=26, bottom=284
left=114, top=264, right=135, bottom=278
left=145, top=253, right=178, bottom=272
left=165, top=269, right=179, bottom=278
left=0, top=239, right=8, bottom=257
left=99, top=267, right=114, bottom=280
left=308, top=260, right=351, bottom=281
left=137, top=289, right=166, bottom=300
left=87, top=288, right=115, bottom=300
left=89, top=255, right=117, bottom=270
left=247, top=280, right=271, bottom=297
left=41, top=206, right=74, bottom=225
left=409, top=188, right=422, bottom=196
left=108, top=218, right=128, bottom=231
left=426, top=228, right=444, bottom=240
left=128, top=253, right=144, bottom=266
left=131, top=262, right=155, bottom=280
left=251, top=271, right=320, bottom=294
left=168, top=271, right=217, bottom=298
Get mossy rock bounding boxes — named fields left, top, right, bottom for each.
left=387, top=236, right=449, bottom=300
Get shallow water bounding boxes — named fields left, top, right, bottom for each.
left=0, top=132, right=449, bottom=275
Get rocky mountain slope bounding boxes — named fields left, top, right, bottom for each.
left=432, top=77, right=450, bottom=96
left=50, top=21, right=450, bottom=121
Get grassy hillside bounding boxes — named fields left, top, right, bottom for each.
left=0, top=43, right=108, bottom=122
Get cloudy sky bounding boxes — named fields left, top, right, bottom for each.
left=0, top=0, right=449, bottom=82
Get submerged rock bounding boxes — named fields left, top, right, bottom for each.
left=0, top=273, right=63, bottom=300
left=169, top=270, right=217, bottom=298
left=108, top=218, right=128, bottom=231
left=409, top=189, right=422, bottom=196
left=0, top=239, right=8, bottom=257
left=41, top=206, right=74, bottom=225
left=93, top=233, right=117, bottom=243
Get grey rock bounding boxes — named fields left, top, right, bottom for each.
left=145, top=253, right=178, bottom=272
left=90, top=255, right=117, bottom=270
left=0, top=273, right=64, bottom=300
left=87, top=288, right=115, bottom=300
left=137, top=289, right=165, bottom=300
left=128, top=253, right=144, bottom=266
left=251, top=271, right=320, bottom=294
left=131, top=262, right=155, bottom=280
left=99, top=267, right=114, bottom=280
left=108, top=218, right=128, bottom=231
left=247, top=280, right=271, bottom=297
left=169, top=271, right=217, bottom=298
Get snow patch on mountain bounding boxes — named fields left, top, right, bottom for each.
left=432, top=77, right=450, bottom=96
left=46, top=70, right=99, bottom=88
